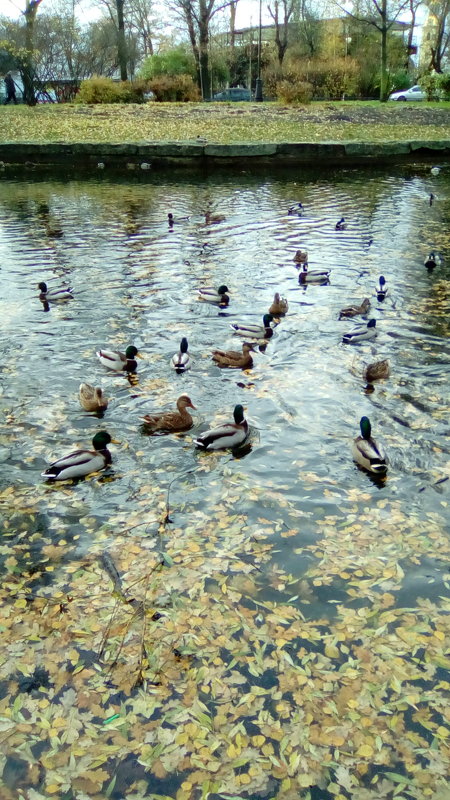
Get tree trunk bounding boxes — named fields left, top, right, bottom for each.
left=229, top=0, right=237, bottom=49
left=116, top=0, right=128, bottom=80
left=23, top=0, right=42, bottom=105
left=379, top=0, right=388, bottom=102
left=198, top=18, right=210, bottom=98
left=269, top=0, right=292, bottom=66
left=405, top=0, right=417, bottom=70
left=184, top=1, right=201, bottom=90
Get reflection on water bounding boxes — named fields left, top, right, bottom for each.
left=0, top=163, right=449, bottom=798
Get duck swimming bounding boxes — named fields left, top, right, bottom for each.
left=339, top=298, right=370, bottom=319
left=364, top=359, right=390, bottom=384
left=212, top=342, right=254, bottom=369
left=42, top=431, right=115, bottom=481
left=298, top=265, right=330, bottom=285
left=168, top=212, right=189, bottom=225
left=96, top=345, right=140, bottom=372
left=288, top=203, right=304, bottom=216
left=352, top=416, right=387, bottom=475
left=194, top=404, right=249, bottom=451
left=198, top=285, right=230, bottom=307
left=293, top=250, right=308, bottom=265
left=79, top=383, right=108, bottom=412
left=38, top=282, right=73, bottom=303
left=142, top=394, right=196, bottom=432
left=343, top=319, right=377, bottom=344
left=231, top=313, right=274, bottom=340
left=376, top=276, right=388, bottom=301
left=171, top=337, right=190, bottom=373
left=424, top=252, right=441, bottom=271
left=205, top=211, right=226, bottom=224
left=335, top=217, right=347, bottom=231
left=269, top=293, right=289, bottom=316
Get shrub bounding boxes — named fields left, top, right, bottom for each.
left=75, top=76, right=147, bottom=104
left=266, top=57, right=359, bottom=101
left=300, top=58, right=359, bottom=100
left=388, top=70, right=412, bottom=93
left=147, top=74, right=200, bottom=102
left=419, top=72, right=440, bottom=101
left=276, top=79, right=313, bottom=104
left=438, top=73, right=450, bottom=100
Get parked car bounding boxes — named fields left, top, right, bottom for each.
left=212, top=87, right=252, bottom=101
left=389, top=84, right=426, bottom=101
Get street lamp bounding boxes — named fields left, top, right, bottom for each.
left=255, top=0, right=263, bottom=101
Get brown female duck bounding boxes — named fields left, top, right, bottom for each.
left=141, top=394, right=196, bottom=432
left=212, top=343, right=254, bottom=369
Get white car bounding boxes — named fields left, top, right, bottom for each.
left=389, top=84, right=426, bottom=101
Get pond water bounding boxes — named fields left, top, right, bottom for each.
left=0, top=163, right=449, bottom=800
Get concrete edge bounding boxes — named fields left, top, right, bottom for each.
left=0, top=140, right=449, bottom=169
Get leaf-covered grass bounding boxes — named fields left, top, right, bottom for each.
left=0, top=101, right=450, bottom=144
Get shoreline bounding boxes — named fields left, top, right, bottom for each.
left=1, top=138, right=450, bottom=170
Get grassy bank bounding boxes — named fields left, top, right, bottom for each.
left=1, top=101, right=450, bottom=144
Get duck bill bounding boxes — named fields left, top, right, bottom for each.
left=110, top=438, right=120, bottom=444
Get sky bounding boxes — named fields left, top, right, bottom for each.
left=0, top=0, right=424, bottom=42
left=0, top=0, right=276, bottom=27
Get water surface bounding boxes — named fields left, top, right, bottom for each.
left=0, top=163, right=449, bottom=799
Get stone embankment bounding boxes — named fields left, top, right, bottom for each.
left=0, top=139, right=449, bottom=170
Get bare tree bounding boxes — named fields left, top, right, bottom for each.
left=267, top=0, right=296, bottom=65
left=170, top=0, right=235, bottom=98
left=23, top=0, right=43, bottom=103
left=127, top=0, right=161, bottom=56
left=334, top=0, right=410, bottom=100
left=425, top=0, right=450, bottom=71
left=229, top=0, right=238, bottom=49
left=405, top=0, right=422, bottom=67
left=95, top=0, right=128, bottom=79
left=297, top=0, right=322, bottom=56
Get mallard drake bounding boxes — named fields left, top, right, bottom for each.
left=288, top=203, right=304, bottom=216
left=168, top=212, right=189, bottom=225
left=171, top=337, right=190, bottom=373
left=343, top=319, right=377, bottom=345
left=298, top=265, right=330, bottom=285
left=79, top=383, right=108, bottom=412
left=212, top=342, right=254, bottom=369
left=424, top=252, right=441, bottom=271
left=41, top=431, right=116, bottom=481
left=293, top=250, right=308, bottom=265
left=141, top=394, right=196, bottom=432
left=96, top=345, right=140, bottom=372
left=335, top=217, right=347, bottom=231
left=194, top=404, right=249, bottom=450
left=231, top=313, right=274, bottom=340
left=352, top=416, right=387, bottom=475
left=205, top=211, right=226, bottom=224
left=339, top=298, right=370, bottom=319
left=38, top=282, right=73, bottom=303
left=376, top=276, right=388, bottom=301
left=198, top=285, right=230, bottom=307
left=364, top=359, right=390, bottom=383
left=269, top=293, right=289, bottom=316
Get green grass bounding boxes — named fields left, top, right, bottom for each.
left=0, top=101, right=449, bottom=144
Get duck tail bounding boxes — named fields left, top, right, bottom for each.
left=193, top=437, right=209, bottom=450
